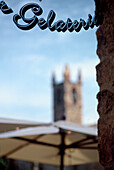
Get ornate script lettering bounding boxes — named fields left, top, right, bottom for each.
left=0, top=1, right=13, bottom=14
left=13, top=3, right=102, bottom=32
left=0, top=1, right=103, bottom=33
left=13, top=3, right=43, bottom=30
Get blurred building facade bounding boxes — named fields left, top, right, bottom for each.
left=53, top=65, right=82, bottom=125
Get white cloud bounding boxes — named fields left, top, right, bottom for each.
left=0, top=85, right=50, bottom=107
left=10, top=54, right=48, bottom=76
left=12, top=54, right=46, bottom=65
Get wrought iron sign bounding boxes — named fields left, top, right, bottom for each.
left=0, top=1, right=103, bottom=32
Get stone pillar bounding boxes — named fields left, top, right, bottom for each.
left=95, top=0, right=114, bottom=169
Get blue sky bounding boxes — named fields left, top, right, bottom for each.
left=0, top=0, right=100, bottom=124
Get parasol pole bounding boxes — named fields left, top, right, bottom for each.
left=60, top=131, right=65, bottom=170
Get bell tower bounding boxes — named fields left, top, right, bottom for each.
left=52, top=65, right=82, bottom=125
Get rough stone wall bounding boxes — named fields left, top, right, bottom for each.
left=95, top=0, right=114, bottom=169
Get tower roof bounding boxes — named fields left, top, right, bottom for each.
left=64, top=65, right=70, bottom=81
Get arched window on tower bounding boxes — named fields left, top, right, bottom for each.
left=72, top=88, right=77, bottom=103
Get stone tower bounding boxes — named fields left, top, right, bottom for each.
left=52, top=65, right=82, bottom=125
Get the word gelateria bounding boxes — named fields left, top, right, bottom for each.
left=0, top=1, right=103, bottom=32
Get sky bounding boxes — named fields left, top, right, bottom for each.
left=0, top=0, right=100, bottom=125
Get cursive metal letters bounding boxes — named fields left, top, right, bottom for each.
left=0, top=1, right=103, bottom=33
left=0, top=1, right=13, bottom=14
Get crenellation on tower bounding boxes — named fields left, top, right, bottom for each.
left=64, top=65, right=70, bottom=81
left=78, top=70, right=82, bottom=84
left=52, top=72, right=56, bottom=86
left=52, top=65, right=82, bottom=125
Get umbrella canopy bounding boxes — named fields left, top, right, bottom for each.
left=0, top=121, right=98, bottom=169
left=0, top=117, right=50, bottom=132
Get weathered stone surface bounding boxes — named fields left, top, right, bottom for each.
left=96, top=57, right=114, bottom=91
left=96, top=0, right=114, bottom=61
left=97, top=90, right=114, bottom=117
left=98, top=118, right=114, bottom=167
left=95, top=0, right=114, bottom=169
